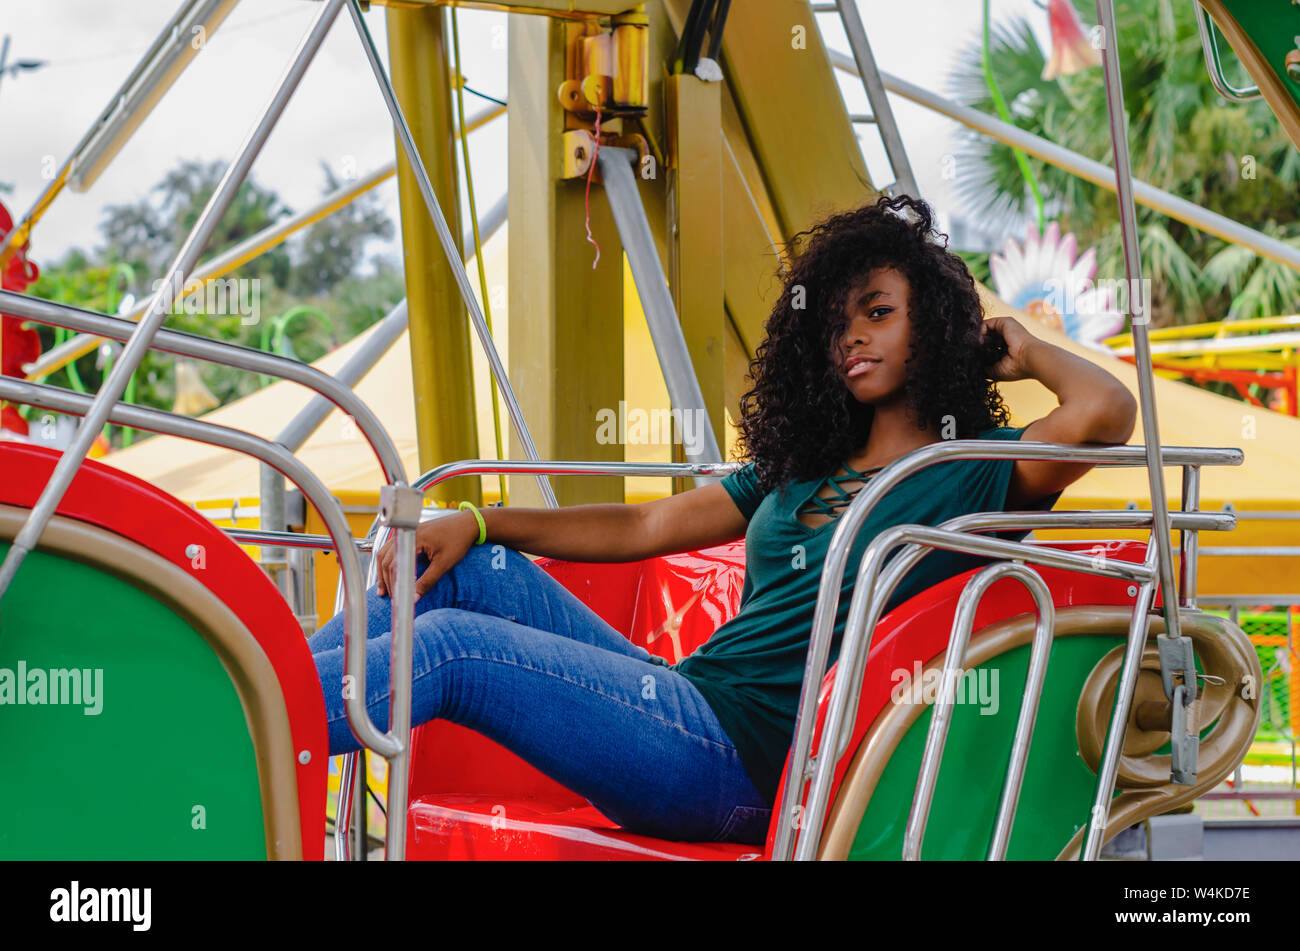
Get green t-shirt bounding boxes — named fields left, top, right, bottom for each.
left=650, top=425, right=1064, bottom=804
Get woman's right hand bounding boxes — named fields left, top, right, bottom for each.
left=375, top=510, right=481, bottom=600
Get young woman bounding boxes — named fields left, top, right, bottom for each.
left=308, top=194, right=1137, bottom=846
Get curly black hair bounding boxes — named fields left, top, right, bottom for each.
left=733, top=193, right=1011, bottom=495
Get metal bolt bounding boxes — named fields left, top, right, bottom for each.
left=298, top=750, right=311, bottom=765
left=185, top=544, right=201, bottom=559
left=1127, top=585, right=1138, bottom=597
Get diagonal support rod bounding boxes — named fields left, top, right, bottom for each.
left=1086, top=0, right=1188, bottom=860
left=346, top=0, right=557, bottom=508
left=0, top=0, right=347, bottom=603
left=596, top=146, right=723, bottom=470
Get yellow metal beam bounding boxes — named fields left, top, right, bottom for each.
left=706, top=1, right=876, bottom=237
left=371, top=0, right=629, bottom=19
left=506, top=14, right=625, bottom=507
left=386, top=3, right=481, bottom=502
left=664, top=72, right=726, bottom=472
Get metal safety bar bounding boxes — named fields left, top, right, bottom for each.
left=223, top=528, right=362, bottom=551
left=903, top=561, right=1056, bottom=860
left=596, top=146, right=723, bottom=468
left=331, top=457, right=740, bottom=861
left=820, top=503, right=1264, bottom=858
left=891, top=508, right=1237, bottom=862
left=0, top=289, right=406, bottom=484
left=795, top=521, right=1155, bottom=859
left=1095, top=0, right=1196, bottom=860
left=224, top=504, right=1235, bottom=556
left=345, top=0, right=557, bottom=509
left=832, top=507, right=1233, bottom=768
left=1182, top=465, right=1201, bottom=609
left=1193, top=1, right=1260, bottom=103
left=772, top=438, right=1243, bottom=861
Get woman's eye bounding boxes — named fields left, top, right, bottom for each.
left=869, top=308, right=891, bottom=320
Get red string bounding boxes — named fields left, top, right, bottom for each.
left=584, top=103, right=602, bottom=269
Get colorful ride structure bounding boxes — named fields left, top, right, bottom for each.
left=0, top=0, right=1297, bottom=860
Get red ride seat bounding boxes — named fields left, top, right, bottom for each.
left=404, top=536, right=1154, bottom=861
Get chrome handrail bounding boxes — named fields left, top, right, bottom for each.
left=224, top=529, right=353, bottom=551
left=357, top=458, right=742, bottom=556
left=789, top=521, right=1157, bottom=861
left=1193, top=1, right=1260, bottom=103
left=902, top=561, right=1056, bottom=861
left=828, top=508, right=1235, bottom=766
left=0, top=290, right=406, bottom=485
left=772, top=439, right=1243, bottom=861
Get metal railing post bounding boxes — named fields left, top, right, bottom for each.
left=1180, top=465, right=1202, bottom=610
left=1096, top=0, right=1198, bottom=805
left=1082, top=546, right=1161, bottom=860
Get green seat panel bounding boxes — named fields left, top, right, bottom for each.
left=0, top=541, right=267, bottom=859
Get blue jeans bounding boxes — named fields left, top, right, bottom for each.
left=308, top=542, right=772, bottom=845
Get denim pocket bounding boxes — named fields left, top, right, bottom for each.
left=714, top=804, right=772, bottom=845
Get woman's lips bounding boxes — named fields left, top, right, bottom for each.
left=846, top=358, right=881, bottom=378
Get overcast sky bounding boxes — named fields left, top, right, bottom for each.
left=0, top=0, right=1049, bottom=268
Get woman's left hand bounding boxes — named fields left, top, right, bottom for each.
left=980, top=315, right=1040, bottom=382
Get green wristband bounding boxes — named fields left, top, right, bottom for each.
left=458, top=500, right=487, bottom=545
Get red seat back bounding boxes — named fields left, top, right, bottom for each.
left=405, top=543, right=748, bottom=800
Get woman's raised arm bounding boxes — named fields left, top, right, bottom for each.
left=982, top=316, right=1138, bottom=508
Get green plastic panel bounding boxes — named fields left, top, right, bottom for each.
left=0, top=541, right=267, bottom=859
left=849, top=636, right=1122, bottom=861
left=1219, top=0, right=1300, bottom=112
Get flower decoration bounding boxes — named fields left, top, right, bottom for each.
left=1042, top=0, right=1103, bottom=81
left=990, top=221, right=1125, bottom=352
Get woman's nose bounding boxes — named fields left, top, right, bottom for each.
left=844, top=320, right=871, bottom=345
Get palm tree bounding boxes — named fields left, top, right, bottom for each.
left=948, top=0, right=1299, bottom=328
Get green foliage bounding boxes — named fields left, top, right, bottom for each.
left=25, top=159, right=402, bottom=448
left=950, top=0, right=1299, bottom=328
left=956, top=248, right=991, bottom=287
left=100, top=159, right=294, bottom=290
left=290, top=162, right=395, bottom=297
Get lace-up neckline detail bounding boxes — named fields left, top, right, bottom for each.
left=795, top=461, right=886, bottom=530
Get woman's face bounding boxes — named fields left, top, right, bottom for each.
left=831, top=266, right=914, bottom=405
